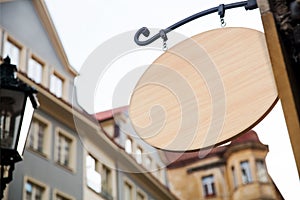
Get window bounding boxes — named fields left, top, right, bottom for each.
left=50, top=73, right=63, bottom=98
left=55, top=194, right=71, bottom=200
left=135, top=147, right=142, bottom=164
left=125, top=138, right=132, bottom=154
left=102, top=164, right=112, bottom=195
left=145, top=156, right=152, bottom=170
left=202, top=175, right=216, bottom=197
left=25, top=181, right=45, bottom=200
left=124, top=182, right=133, bottom=200
left=240, top=161, right=252, bottom=184
left=155, top=165, right=163, bottom=181
left=57, top=134, right=71, bottom=167
left=3, top=39, right=20, bottom=66
left=256, top=160, right=268, bottom=183
left=54, top=190, right=74, bottom=200
left=231, top=166, right=237, bottom=188
left=28, top=118, right=47, bottom=155
left=56, top=130, right=75, bottom=170
left=137, top=191, right=145, bottom=200
left=28, top=57, right=43, bottom=84
left=86, top=154, right=112, bottom=196
left=86, top=154, right=96, bottom=170
left=86, top=154, right=101, bottom=193
left=114, top=123, right=120, bottom=138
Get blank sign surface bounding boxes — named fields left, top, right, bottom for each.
left=129, top=27, right=278, bottom=151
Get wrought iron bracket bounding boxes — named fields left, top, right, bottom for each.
left=134, top=0, right=258, bottom=46
left=0, top=161, right=15, bottom=199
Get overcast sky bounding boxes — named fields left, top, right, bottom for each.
left=44, top=0, right=300, bottom=198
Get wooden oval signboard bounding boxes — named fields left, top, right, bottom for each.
left=129, top=27, right=278, bottom=151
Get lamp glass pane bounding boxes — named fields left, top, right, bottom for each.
left=0, top=88, right=25, bottom=150
left=17, top=97, right=34, bottom=156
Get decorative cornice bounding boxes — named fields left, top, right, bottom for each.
left=224, top=142, right=269, bottom=159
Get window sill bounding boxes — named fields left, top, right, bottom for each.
left=204, top=194, right=216, bottom=198
left=55, top=162, right=75, bottom=174
left=87, top=185, right=113, bottom=200
left=233, top=181, right=270, bottom=192
left=27, top=148, right=49, bottom=160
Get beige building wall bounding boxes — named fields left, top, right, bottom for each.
left=166, top=131, right=283, bottom=200
left=83, top=148, right=117, bottom=200
left=168, top=157, right=230, bottom=200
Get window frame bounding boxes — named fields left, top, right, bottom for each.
left=101, top=164, right=112, bottom=196
left=123, top=180, right=134, bottom=200
left=53, top=189, right=75, bottom=200
left=256, top=159, right=269, bottom=183
left=55, top=128, right=76, bottom=172
left=86, top=154, right=102, bottom=193
left=201, top=174, right=216, bottom=198
left=86, top=153, right=113, bottom=197
left=27, top=113, right=52, bottom=159
left=136, top=189, right=147, bottom=200
left=27, top=53, right=46, bottom=85
left=23, top=176, right=49, bottom=200
left=155, top=164, right=164, bottom=182
left=144, top=155, right=152, bottom=171
left=125, top=137, right=133, bottom=154
left=50, top=70, right=65, bottom=99
left=135, top=146, right=143, bottom=164
left=3, top=37, right=20, bottom=66
left=240, top=160, right=253, bottom=184
left=231, top=166, right=238, bottom=189
left=2, top=33, right=26, bottom=71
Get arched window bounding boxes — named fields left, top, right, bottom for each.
left=125, top=138, right=132, bottom=154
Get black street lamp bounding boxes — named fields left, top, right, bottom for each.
left=0, top=56, right=39, bottom=199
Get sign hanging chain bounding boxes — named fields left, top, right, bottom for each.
left=220, top=17, right=226, bottom=27
left=218, top=4, right=226, bottom=28
left=159, top=30, right=168, bottom=51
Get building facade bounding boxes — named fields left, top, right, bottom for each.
left=95, top=109, right=172, bottom=200
left=0, top=1, right=285, bottom=200
left=1, top=0, right=82, bottom=199
left=0, top=0, right=177, bottom=200
left=165, top=130, right=283, bottom=200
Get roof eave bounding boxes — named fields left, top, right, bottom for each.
left=32, top=0, right=79, bottom=77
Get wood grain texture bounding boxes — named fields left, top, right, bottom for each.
left=129, top=27, right=278, bottom=151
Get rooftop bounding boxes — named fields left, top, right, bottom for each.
left=165, top=130, right=265, bottom=169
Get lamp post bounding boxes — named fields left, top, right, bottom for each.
left=0, top=56, right=39, bottom=199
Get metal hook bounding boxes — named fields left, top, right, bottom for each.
left=218, top=4, right=226, bottom=27
left=159, top=30, right=168, bottom=51
left=218, top=4, right=225, bottom=18
left=134, top=27, right=170, bottom=46
left=159, top=30, right=168, bottom=42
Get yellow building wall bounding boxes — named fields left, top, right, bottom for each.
left=226, top=148, right=280, bottom=200
left=167, top=144, right=283, bottom=200
left=168, top=156, right=229, bottom=200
